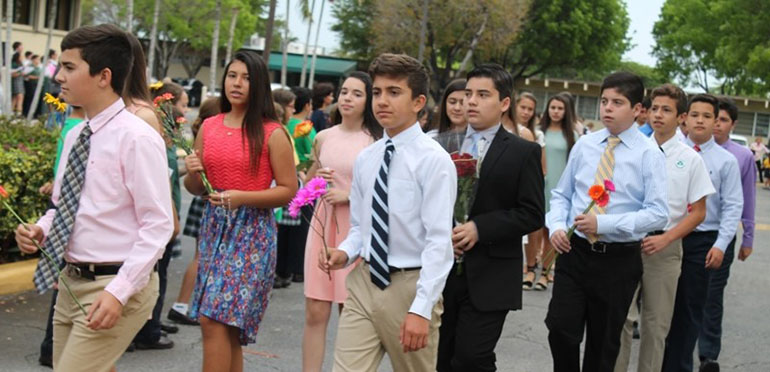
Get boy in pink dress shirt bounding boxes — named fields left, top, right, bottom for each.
left=15, top=24, right=174, bottom=372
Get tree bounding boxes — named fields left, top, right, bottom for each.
left=147, top=0, right=161, bottom=81
left=3, top=0, right=13, bottom=113
left=210, top=0, right=223, bottom=91
left=126, top=0, right=134, bottom=32
left=652, top=0, right=720, bottom=93
left=299, top=0, right=316, bottom=88
left=262, top=0, right=277, bottom=59
left=330, top=0, right=376, bottom=60
left=226, top=6, right=241, bottom=63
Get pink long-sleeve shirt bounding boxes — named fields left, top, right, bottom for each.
left=36, top=98, right=174, bottom=305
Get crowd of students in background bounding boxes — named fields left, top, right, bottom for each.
left=3, top=41, right=60, bottom=117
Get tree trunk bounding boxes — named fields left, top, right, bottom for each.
left=417, top=0, right=428, bottom=63
left=126, top=0, right=134, bottom=33
left=454, top=11, right=488, bottom=78
left=27, top=0, right=59, bottom=121
left=147, top=0, right=161, bottom=81
left=263, top=0, right=277, bottom=59
left=225, top=7, right=240, bottom=63
left=280, top=0, right=290, bottom=87
left=3, top=0, right=13, bottom=113
left=299, top=0, right=317, bottom=88
left=209, top=0, right=222, bottom=94
left=307, top=0, right=325, bottom=88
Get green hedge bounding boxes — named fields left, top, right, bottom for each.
left=0, top=116, right=58, bottom=263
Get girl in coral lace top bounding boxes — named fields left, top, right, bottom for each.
left=183, top=51, right=297, bottom=371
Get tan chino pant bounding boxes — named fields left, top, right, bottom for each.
left=615, top=239, right=682, bottom=372
left=333, top=262, right=443, bottom=372
left=53, top=269, right=158, bottom=372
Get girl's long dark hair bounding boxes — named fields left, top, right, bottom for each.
left=438, top=79, right=467, bottom=133
left=220, top=50, right=279, bottom=174
left=332, top=71, right=382, bottom=140
left=124, top=32, right=151, bottom=104
left=539, top=93, right=576, bottom=157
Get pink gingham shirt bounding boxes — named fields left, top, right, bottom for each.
left=36, top=98, right=174, bottom=305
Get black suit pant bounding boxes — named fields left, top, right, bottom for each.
left=437, top=267, right=508, bottom=372
left=545, top=236, right=642, bottom=372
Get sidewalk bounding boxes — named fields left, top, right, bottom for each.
left=2, top=189, right=770, bottom=371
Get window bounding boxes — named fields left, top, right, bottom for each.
left=735, top=112, right=754, bottom=136
left=45, top=0, right=75, bottom=30
left=576, top=95, right=599, bottom=120
left=1, top=0, right=36, bottom=26
left=755, top=113, right=770, bottom=137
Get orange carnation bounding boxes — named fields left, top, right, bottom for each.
left=293, top=120, right=313, bottom=138
left=0, top=185, right=8, bottom=199
left=588, top=185, right=605, bottom=201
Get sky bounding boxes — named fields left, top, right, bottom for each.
left=277, top=0, right=666, bottom=68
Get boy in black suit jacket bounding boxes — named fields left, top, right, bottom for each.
left=437, top=64, right=545, bottom=372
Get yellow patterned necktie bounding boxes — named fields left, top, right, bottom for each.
left=586, top=135, right=621, bottom=242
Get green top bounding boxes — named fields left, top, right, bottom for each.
left=54, top=118, right=84, bottom=177
left=287, top=117, right=317, bottom=162
left=167, top=146, right=181, bottom=214
left=544, top=130, right=569, bottom=213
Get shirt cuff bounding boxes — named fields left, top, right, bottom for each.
left=104, top=276, right=136, bottom=305
left=339, top=244, right=360, bottom=267
left=713, top=235, right=730, bottom=253
left=408, top=296, right=432, bottom=320
left=547, top=222, right=567, bottom=238
left=595, top=215, right=616, bottom=235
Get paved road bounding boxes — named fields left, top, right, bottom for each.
left=2, top=186, right=770, bottom=371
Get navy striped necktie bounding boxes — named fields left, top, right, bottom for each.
left=369, top=139, right=395, bottom=290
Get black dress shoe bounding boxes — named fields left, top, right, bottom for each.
left=292, top=274, right=304, bottom=283
left=699, top=359, right=720, bottom=372
left=39, top=354, right=52, bottom=368
left=273, top=276, right=292, bottom=289
left=167, top=308, right=200, bottom=325
left=135, top=335, right=174, bottom=350
left=160, top=322, right=179, bottom=334
left=126, top=342, right=136, bottom=352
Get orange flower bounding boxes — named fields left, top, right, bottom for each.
left=0, top=185, right=8, bottom=199
left=588, top=185, right=605, bottom=201
left=293, top=120, right=313, bottom=138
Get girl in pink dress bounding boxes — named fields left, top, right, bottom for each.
left=302, top=72, right=382, bottom=371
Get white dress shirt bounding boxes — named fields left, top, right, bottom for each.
left=657, top=135, right=715, bottom=230
left=339, top=122, right=457, bottom=319
left=461, top=123, right=500, bottom=161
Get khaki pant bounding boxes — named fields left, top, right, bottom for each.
left=333, top=262, right=443, bottom=372
left=615, top=239, right=682, bottom=372
left=53, top=269, right=158, bottom=372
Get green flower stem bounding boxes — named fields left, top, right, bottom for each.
left=2, top=201, right=87, bottom=316
left=542, top=201, right=596, bottom=278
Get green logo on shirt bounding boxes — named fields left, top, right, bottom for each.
left=676, top=160, right=685, bottom=168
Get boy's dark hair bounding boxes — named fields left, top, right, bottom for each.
left=272, top=88, right=296, bottom=108
left=642, top=95, right=652, bottom=110
left=311, top=82, right=334, bottom=110
left=368, top=53, right=429, bottom=99
left=650, top=83, right=688, bottom=115
left=24, top=51, right=32, bottom=58
left=600, top=72, right=645, bottom=107
left=291, top=86, right=312, bottom=115
left=687, top=93, right=719, bottom=117
left=466, top=63, right=514, bottom=102
left=718, top=97, right=738, bottom=122
left=12, top=42, right=21, bottom=50
left=61, top=24, right=133, bottom=95
left=48, top=49, right=57, bottom=58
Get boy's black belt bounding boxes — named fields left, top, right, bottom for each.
left=571, top=235, right=641, bottom=254
left=364, top=261, right=421, bottom=273
left=66, top=262, right=158, bottom=281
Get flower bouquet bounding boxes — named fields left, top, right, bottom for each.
left=154, top=93, right=214, bottom=195
left=288, top=177, right=335, bottom=279
left=293, top=120, right=315, bottom=172
left=0, top=185, right=86, bottom=316
left=450, top=152, right=479, bottom=275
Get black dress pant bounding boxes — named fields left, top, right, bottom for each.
left=438, top=267, right=508, bottom=372
left=662, top=231, right=719, bottom=372
left=275, top=205, right=312, bottom=278
left=545, top=236, right=642, bottom=372
left=134, top=241, right=173, bottom=343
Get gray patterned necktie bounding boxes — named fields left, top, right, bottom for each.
left=34, top=124, right=92, bottom=292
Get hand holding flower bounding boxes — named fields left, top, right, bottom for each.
left=15, top=223, right=43, bottom=254
left=318, top=247, right=348, bottom=272
left=550, top=229, right=571, bottom=253
left=574, top=214, right=598, bottom=235
left=452, top=222, right=478, bottom=253
left=322, top=187, right=348, bottom=205
left=208, top=190, right=242, bottom=210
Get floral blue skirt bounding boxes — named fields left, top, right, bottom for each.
left=190, top=203, right=277, bottom=345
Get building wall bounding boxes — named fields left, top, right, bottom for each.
left=0, top=0, right=81, bottom=57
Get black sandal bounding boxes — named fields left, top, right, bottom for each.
left=522, top=265, right=537, bottom=290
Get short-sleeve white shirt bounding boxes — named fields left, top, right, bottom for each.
left=659, top=135, right=715, bottom=229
